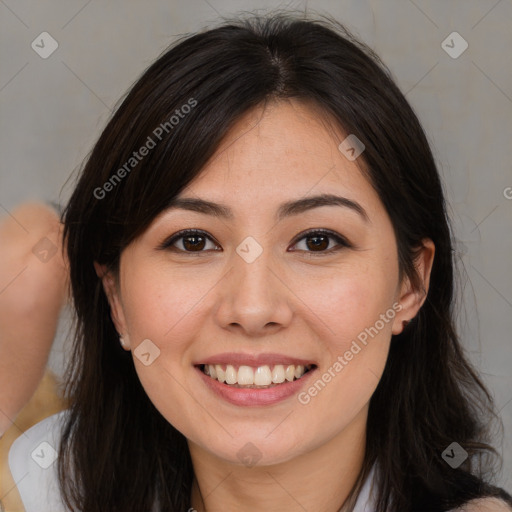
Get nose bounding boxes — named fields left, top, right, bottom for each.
left=214, top=246, right=294, bottom=338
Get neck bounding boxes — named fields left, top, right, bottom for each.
left=188, top=406, right=368, bottom=512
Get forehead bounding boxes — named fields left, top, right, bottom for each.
left=178, top=99, right=379, bottom=216
left=198, top=99, right=344, bottom=178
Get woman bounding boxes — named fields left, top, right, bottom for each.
left=8, top=12, right=512, bottom=512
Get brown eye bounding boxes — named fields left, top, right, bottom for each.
left=159, top=228, right=351, bottom=255
left=160, top=229, right=220, bottom=253
left=182, top=233, right=206, bottom=251
left=290, top=229, right=351, bottom=254
left=305, top=234, right=330, bottom=251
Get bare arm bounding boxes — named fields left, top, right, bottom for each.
left=0, top=202, right=68, bottom=437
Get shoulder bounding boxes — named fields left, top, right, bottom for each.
left=0, top=202, right=63, bottom=267
left=8, top=410, right=70, bottom=512
left=451, top=497, right=512, bottom=512
left=0, top=201, right=68, bottom=312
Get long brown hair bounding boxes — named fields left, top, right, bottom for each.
left=60, top=11, right=511, bottom=511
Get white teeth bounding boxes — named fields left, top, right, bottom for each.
left=294, top=365, right=304, bottom=379
left=272, top=365, right=285, bottom=384
left=202, top=363, right=312, bottom=386
left=254, top=365, right=272, bottom=386
left=285, top=365, right=295, bottom=382
left=237, top=365, right=254, bottom=385
left=215, top=365, right=226, bottom=383
left=225, top=365, right=237, bottom=385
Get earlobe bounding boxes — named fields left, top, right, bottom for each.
left=391, top=239, right=435, bottom=336
left=119, top=334, right=131, bottom=350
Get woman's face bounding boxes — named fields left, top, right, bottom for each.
left=104, top=99, right=432, bottom=467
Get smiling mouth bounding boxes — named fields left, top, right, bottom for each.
left=198, top=363, right=316, bottom=388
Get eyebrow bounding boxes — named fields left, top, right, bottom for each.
left=165, top=193, right=370, bottom=223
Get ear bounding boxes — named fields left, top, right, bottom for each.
left=94, top=261, right=129, bottom=347
left=391, top=239, right=435, bottom=335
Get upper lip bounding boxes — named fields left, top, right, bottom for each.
left=195, top=352, right=317, bottom=367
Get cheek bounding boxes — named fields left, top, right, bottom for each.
left=292, top=260, right=397, bottom=418
left=121, top=270, right=200, bottom=433
left=121, top=264, right=209, bottom=343
left=293, top=259, right=398, bottom=350
left=119, top=265, right=212, bottom=417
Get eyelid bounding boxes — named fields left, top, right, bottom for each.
left=289, top=228, right=352, bottom=252
left=158, top=229, right=221, bottom=252
left=159, top=228, right=352, bottom=254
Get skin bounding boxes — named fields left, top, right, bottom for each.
left=0, top=203, right=68, bottom=437
left=99, top=98, right=435, bottom=511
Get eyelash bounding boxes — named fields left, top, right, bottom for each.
left=159, top=228, right=352, bottom=256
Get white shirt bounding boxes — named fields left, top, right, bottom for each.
left=8, top=411, right=69, bottom=512
left=8, top=410, right=377, bottom=511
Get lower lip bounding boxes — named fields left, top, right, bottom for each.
left=196, top=366, right=317, bottom=406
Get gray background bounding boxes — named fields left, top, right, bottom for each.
left=1, top=0, right=511, bottom=491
